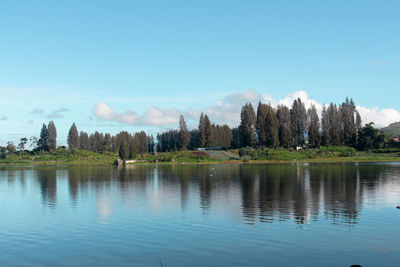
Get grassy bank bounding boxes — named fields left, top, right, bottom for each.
left=0, top=149, right=117, bottom=165
left=1, top=147, right=400, bottom=166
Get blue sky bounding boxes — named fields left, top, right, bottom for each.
left=0, top=0, right=399, bottom=145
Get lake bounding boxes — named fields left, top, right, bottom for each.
left=1, top=163, right=400, bottom=266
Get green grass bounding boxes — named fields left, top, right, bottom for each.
left=1, top=146, right=399, bottom=166
left=0, top=148, right=117, bottom=165
left=139, top=150, right=221, bottom=164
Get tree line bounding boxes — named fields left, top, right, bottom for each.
left=0, top=97, right=393, bottom=160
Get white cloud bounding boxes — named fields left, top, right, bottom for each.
left=142, top=107, right=182, bottom=126
left=202, top=90, right=265, bottom=125
left=357, top=106, right=400, bottom=128
left=94, top=102, right=183, bottom=126
left=94, top=101, right=139, bottom=124
left=93, top=90, right=400, bottom=129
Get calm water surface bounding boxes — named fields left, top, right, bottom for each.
left=1, top=163, right=400, bottom=266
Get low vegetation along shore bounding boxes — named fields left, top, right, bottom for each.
left=1, top=146, right=399, bottom=166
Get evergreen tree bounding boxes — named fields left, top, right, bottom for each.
left=340, top=97, right=356, bottom=145
left=256, top=102, right=267, bottom=145
left=79, top=131, right=89, bottom=150
left=239, top=103, right=256, bottom=147
left=328, top=103, right=341, bottom=145
left=355, top=110, right=362, bottom=142
left=264, top=104, right=279, bottom=148
left=290, top=98, right=307, bottom=146
left=119, top=138, right=129, bottom=160
left=321, top=106, right=330, bottom=146
left=147, top=135, right=155, bottom=154
left=37, top=123, right=49, bottom=151
left=204, top=115, right=212, bottom=147
left=179, top=115, right=190, bottom=150
left=198, top=113, right=206, bottom=147
left=222, top=124, right=233, bottom=147
left=276, top=105, right=292, bottom=147
left=67, top=123, right=79, bottom=150
left=103, top=133, right=112, bottom=152
left=188, top=129, right=200, bottom=150
left=307, top=104, right=321, bottom=148
left=47, top=121, right=57, bottom=151
left=231, top=127, right=241, bottom=149
left=134, top=131, right=148, bottom=157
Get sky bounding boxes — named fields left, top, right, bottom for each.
left=0, top=0, right=399, bottom=146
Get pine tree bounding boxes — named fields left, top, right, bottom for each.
left=231, top=127, right=241, bottom=149
left=67, top=123, right=79, bottom=150
left=222, top=125, right=233, bottom=147
left=276, top=105, right=292, bottom=147
left=204, top=114, right=212, bottom=147
left=290, top=98, right=307, bottom=146
left=119, top=138, right=129, bottom=160
left=307, top=104, right=321, bottom=148
left=256, top=102, right=267, bottom=145
left=189, top=129, right=200, bottom=150
left=239, top=103, right=256, bottom=147
left=328, top=103, right=341, bottom=145
left=47, top=121, right=57, bottom=151
left=264, top=104, right=279, bottom=148
left=340, top=97, right=356, bottom=146
left=321, top=106, right=330, bottom=146
left=104, top=133, right=112, bottom=152
left=198, top=113, right=206, bottom=147
left=79, top=131, right=89, bottom=150
left=37, top=123, right=49, bottom=151
left=355, top=110, right=362, bottom=141
left=179, top=115, right=190, bottom=150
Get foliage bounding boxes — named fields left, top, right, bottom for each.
left=179, top=115, right=190, bottom=150
left=357, top=123, right=386, bottom=150
left=239, top=103, right=256, bottom=147
left=68, top=123, right=79, bottom=150
left=47, top=121, right=57, bottom=151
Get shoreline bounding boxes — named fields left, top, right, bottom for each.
left=1, top=157, right=400, bottom=167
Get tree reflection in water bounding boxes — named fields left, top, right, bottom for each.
left=26, top=162, right=400, bottom=226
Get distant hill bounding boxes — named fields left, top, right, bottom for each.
left=381, top=122, right=400, bottom=137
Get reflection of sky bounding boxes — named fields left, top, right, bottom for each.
left=96, top=193, right=113, bottom=224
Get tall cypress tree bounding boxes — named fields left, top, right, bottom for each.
left=198, top=113, right=206, bottom=147
left=264, top=104, right=279, bottom=148
left=355, top=110, right=362, bottom=141
left=321, top=106, right=331, bottom=146
left=37, top=123, right=49, bottom=151
left=179, top=115, right=190, bottom=150
left=204, top=114, right=212, bottom=147
left=239, top=103, right=256, bottom=147
left=256, top=102, right=267, bottom=145
left=340, top=97, right=356, bottom=146
left=104, top=133, right=112, bottom=152
left=47, top=121, right=57, bottom=151
left=290, top=98, right=307, bottom=146
left=307, top=104, right=321, bottom=148
left=119, top=137, right=129, bottom=160
left=276, top=105, right=292, bottom=148
left=67, top=123, right=79, bottom=150
left=327, top=103, right=341, bottom=145
left=79, top=131, right=89, bottom=150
